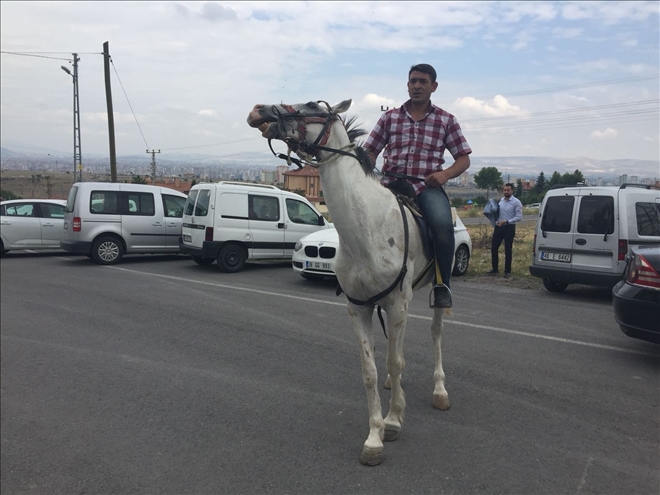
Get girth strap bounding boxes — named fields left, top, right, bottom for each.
left=335, top=198, right=410, bottom=339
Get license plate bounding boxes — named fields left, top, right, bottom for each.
left=540, top=251, right=571, bottom=263
left=306, top=261, right=331, bottom=270
left=183, top=234, right=192, bottom=243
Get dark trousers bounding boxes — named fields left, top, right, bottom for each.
left=491, top=224, right=516, bottom=273
left=417, top=187, right=454, bottom=288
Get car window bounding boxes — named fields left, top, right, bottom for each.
left=184, top=189, right=199, bottom=216
left=541, top=196, right=574, bottom=232
left=163, top=194, right=186, bottom=218
left=66, top=186, right=78, bottom=213
left=286, top=198, right=320, bottom=225
left=577, top=196, right=614, bottom=235
left=249, top=195, right=279, bottom=221
left=194, top=189, right=211, bottom=217
left=636, top=202, right=660, bottom=236
left=4, top=203, right=34, bottom=217
left=125, top=193, right=155, bottom=216
left=41, top=203, right=66, bottom=219
left=91, top=191, right=119, bottom=214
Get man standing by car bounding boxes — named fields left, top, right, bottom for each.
left=364, top=63, right=472, bottom=308
left=488, top=183, right=523, bottom=278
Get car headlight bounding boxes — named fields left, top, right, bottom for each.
left=294, top=241, right=302, bottom=252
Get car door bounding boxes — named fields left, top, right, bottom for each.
left=248, top=194, right=285, bottom=258
left=121, top=191, right=166, bottom=252
left=572, top=193, right=618, bottom=276
left=536, top=194, right=576, bottom=270
left=38, top=202, right=66, bottom=248
left=1, top=202, right=42, bottom=247
left=283, top=198, right=327, bottom=256
left=162, top=193, right=186, bottom=250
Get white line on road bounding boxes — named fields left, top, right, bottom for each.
left=110, top=266, right=658, bottom=357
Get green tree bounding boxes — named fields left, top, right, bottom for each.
left=132, top=175, right=147, bottom=184
left=534, top=171, right=546, bottom=193
left=473, top=167, right=503, bottom=199
left=0, top=189, right=20, bottom=200
left=515, top=178, right=523, bottom=197
left=547, top=171, right=562, bottom=189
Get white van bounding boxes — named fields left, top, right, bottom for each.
left=179, top=181, right=332, bottom=272
left=61, top=182, right=188, bottom=265
left=529, top=184, right=660, bottom=292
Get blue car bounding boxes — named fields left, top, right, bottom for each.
left=612, top=245, right=660, bottom=344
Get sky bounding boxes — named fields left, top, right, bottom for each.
left=1, top=1, right=659, bottom=165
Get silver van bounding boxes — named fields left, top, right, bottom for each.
left=179, top=181, right=332, bottom=272
left=61, top=182, right=188, bottom=265
left=529, top=184, right=660, bottom=292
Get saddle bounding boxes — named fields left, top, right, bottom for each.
left=386, top=179, right=434, bottom=262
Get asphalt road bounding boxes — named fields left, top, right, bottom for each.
left=1, top=251, right=659, bottom=495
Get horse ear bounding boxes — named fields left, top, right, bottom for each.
left=331, top=99, right=352, bottom=114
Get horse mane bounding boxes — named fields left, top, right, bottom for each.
left=340, top=115, right=376, bottom=178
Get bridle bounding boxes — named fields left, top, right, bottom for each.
left=266, top=101, right=361, bottom=169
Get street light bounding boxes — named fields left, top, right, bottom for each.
left=61, top=54, right=82, bottom=183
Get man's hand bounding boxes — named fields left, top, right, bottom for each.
left=496, top=220, right=507, bottom=227
left=425, top=170, right=451, bottom=188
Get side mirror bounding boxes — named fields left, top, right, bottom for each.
left=318, top=216, right=325, bottom=226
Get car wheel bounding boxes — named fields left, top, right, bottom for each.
left=192, top=256, right=215, bottom=266
left=301, top=273, right=325, bottom=281
left=217, top=244, right=246, bottom=273
left=543, top=279, right=568, bottom=293
left=0, top=240, right=7, bottom=256
left=91, top=236, right=124, bottom=265
left=452, top=245, right=470, bottom=276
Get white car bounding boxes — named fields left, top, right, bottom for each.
left=293, top=209, right=472, bottom=280
left=1, top=199, right=67, bottom=255
left=527, top=203, right=541, bottom=209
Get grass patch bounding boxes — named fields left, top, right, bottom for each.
left=466, top=221, right=536, bottom=278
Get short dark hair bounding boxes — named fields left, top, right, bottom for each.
left=409, top=64, right=437, bottom=83
left=504, top=183, right=515, bottom=190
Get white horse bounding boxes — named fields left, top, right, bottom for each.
left=247, top=100, right=450, bottom=466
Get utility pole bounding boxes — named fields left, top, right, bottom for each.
left=147, top=149, right=161, bottom=182
left=380, top=105, right=389, bottom=112
left=61, top=53, right=82, bottom=183
left=103, top=41, right=117, bottom=182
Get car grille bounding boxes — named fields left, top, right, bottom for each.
left=304, top=245, right=336, bottom=259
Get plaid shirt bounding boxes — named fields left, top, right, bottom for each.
left=363, top=100, right=472, bottom=194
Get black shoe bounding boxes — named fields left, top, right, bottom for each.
left=503, top=272, right=511, bottom=279
left=430, top=284, right=452, bottom=309
left=487, top=269, right=498, bottom=275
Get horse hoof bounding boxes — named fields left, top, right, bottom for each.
left=359, top=446, right=384, bottom=466
left=433, top=393, right=450, bottom=410
left=384, top=428, right=399, bottom=442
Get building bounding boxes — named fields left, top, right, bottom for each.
left=283, top=165, right=325, bottom=211
left=260, top=170, right=278, bottom=184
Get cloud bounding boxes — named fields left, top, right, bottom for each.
left=591, top=128, right=618, bottom=140
left=200, top=2, right=238, bottom=22
left=552, top=27, right=582, bottom=39
left=453, top=95, right=524, bottom=117
left=198, top=109, right=216, bottom=117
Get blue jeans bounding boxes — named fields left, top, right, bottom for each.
left=418, top=187, right=455, bottom=288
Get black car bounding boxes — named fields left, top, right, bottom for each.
left=612, top=245, right=660, bottom=344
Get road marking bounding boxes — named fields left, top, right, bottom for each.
left=111, top=266, right=658, bottom=357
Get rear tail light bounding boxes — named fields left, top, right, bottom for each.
left=205, top=227, right=213, bottom=242
left=73, top=217, right=81, bottom=232
left=618, top=239, right=628, bottom=261
left=627, top=253, right=660, bottom=289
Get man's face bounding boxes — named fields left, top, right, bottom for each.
left=503, top=186, right=513, bottom=198
left=407, top=71, right=438, bottom=104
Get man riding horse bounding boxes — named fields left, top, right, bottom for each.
left=364, top=63, right=472, bottom=308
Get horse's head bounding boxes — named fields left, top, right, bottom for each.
left=247, top=100, right=360, bottom=165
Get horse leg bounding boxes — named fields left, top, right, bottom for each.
left=348, top=304, right=385, bottom=466
left=431, top=308, right=450, bottom=410
left=383, top=302, right=408, bottom=442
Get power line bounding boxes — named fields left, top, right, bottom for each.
left=0, top=51, right=72, bottom=61
left=160, top=136, right=261, bottom=151
left=110, top=58, right=149, bottom=149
